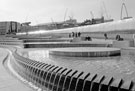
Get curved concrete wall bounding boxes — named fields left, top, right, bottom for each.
left=10, top=48, right=135, bottom=91
left=17, top=18, right=135, bottom=36
left=47, top=18, right=135, bottom=34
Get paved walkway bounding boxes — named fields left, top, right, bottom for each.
left=0, top=48, right=34, bottom=91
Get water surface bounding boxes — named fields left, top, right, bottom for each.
left=21, top=48, right=135, bottom=81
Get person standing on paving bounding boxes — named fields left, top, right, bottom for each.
left=104, top=33, right=108, bottom=40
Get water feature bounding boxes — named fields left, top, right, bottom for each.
left=20, top=48, right=135, bottom=90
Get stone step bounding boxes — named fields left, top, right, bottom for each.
left=49, top=47, right=121, bottom=57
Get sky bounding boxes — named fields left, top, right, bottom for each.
left=0, top=0, right=135, bottom=25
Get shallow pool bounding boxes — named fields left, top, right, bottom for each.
left=21, top=48, right=135, bottom=81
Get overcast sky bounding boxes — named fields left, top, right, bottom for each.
left=0, top=0, right=135, bottom=25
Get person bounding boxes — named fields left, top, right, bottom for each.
left=78, top=32, right=81, bottom=37
left=85, top=36, right=88, bottom=41
left=69, top=33, right=71, bottom=38
left=104, top=33, right=108, bottom=40
left=75, top=32, right=78, bottom=37
left=116, top=35, right=124, bottom=41
left=85, top=36, right=92, bottom=41
left=72, top=32, right=75, bottom=37
left=87, top=36, right=91, bottom=41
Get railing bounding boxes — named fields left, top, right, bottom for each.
left=11, top=49, right=134, bottom=91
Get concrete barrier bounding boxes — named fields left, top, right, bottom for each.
left=113, top=40, right=134, bottom=48
left=24, top=42, right=112, bottom=48
left=23, top=38, right=72, bottom=43
left=49, top=47, right=121, bottom=57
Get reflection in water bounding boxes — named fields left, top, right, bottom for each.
left=21, top=49, right=135, bottom=81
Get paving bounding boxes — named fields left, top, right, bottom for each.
left=0, top=48, right=34, bottom=91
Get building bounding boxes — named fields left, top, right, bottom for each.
left=0, top=21, right=21, bottom=35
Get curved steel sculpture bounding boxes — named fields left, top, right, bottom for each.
left=120, top=2, right=129, bottom=20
